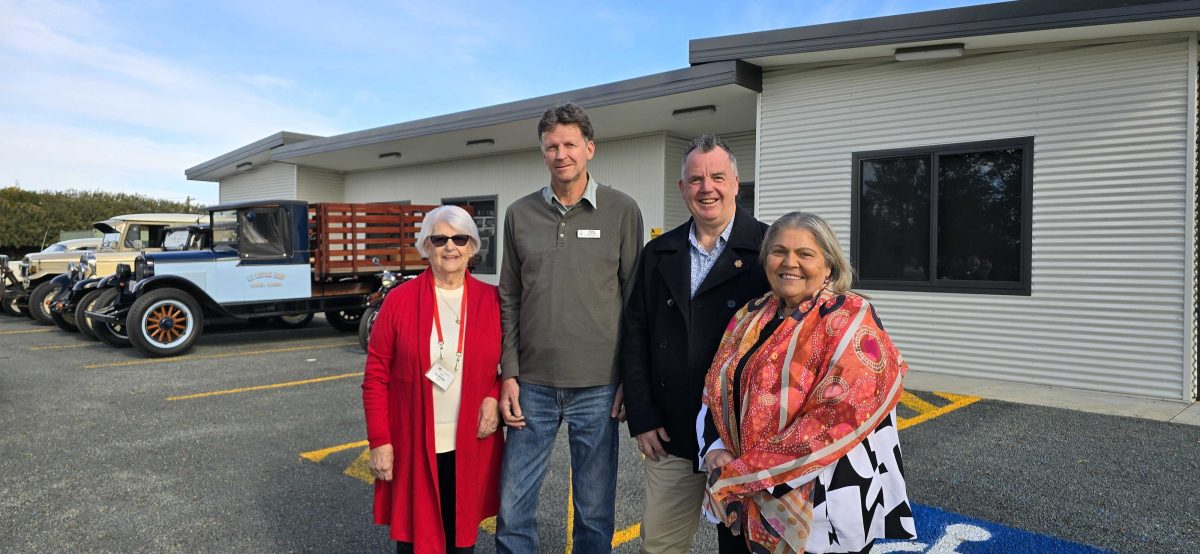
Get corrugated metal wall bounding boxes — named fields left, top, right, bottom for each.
left=758, top=38, right=1196, bottom=400
left=219, top=163, right=297, bottom=202
left=664, top=135, right=691, bottom=230
left=296, top=167, right=345, bottom=203
left=344, top=134, right=667, bottom=284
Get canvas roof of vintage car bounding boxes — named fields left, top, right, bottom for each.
left=94, top=213, right=205, bottom=233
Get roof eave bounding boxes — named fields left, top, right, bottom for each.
left=271, top=60, right=761, bottom=162
left=689, top=0, right=1200, bottom=64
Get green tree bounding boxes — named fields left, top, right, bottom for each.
left=0, top=187, right=202, bottom=250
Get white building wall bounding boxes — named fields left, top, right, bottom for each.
left=296, top=167, right=345, bottom=203
left=344, top=134, right=666, bottom=284
left=758, top=37, right=1196, bottom=400
left=219, top=163, right=296, bottom=202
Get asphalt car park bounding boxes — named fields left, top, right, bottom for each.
left=2, top=312, right=1197, bottom=553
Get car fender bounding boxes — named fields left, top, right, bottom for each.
left=129, top=275, right=232, bottom=318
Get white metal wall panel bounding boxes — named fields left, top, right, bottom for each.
left=344, top=134, right=665, bottom=284
left=721, top=131, right=757, bottom=189
left=758, top=38, right=1195, bottom=400
left=296, top=167, right=345, bottom=203
left=218, top=163, right=297, bottom=203
left=664, top=135, right=691, bottom=230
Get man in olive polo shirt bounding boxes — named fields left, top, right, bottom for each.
left=495, top=103, right=644, bottom=554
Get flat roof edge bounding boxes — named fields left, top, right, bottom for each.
left=689, top=0, right=1200, bottom=64
left=271, top=60, right=761, bottom=161
left=186, top=131, right=322, bottom=181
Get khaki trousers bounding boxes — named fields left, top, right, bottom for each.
left=640, top=454, right=707, bottom=553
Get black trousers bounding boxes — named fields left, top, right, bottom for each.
left=396, top=451, right=474, bottom=554
left=717, top=522, right=874, bottom=554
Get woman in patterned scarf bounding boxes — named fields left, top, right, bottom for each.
left=697, top=212, right=917, bottom=554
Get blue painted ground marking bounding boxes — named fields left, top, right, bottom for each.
left=874, top=503, right=1112, bottom=553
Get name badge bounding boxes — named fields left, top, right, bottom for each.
left=578, top=229, right=601, bottom=239
left=425, top=361, right=456, bottom=390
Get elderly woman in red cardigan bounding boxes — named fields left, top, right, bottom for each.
left=362, top=205, right=503, bottom=554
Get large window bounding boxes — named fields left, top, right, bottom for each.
left=443, top=196, right=497, bottom=275
left=852, top=138, right=1032, bottom=295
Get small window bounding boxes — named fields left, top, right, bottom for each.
left=852, top=138, right=1032, bottom=295
left=736, top=182, right=755, bottom=215
left=443, top=196, right=498, bottom=274
left=238, top=207, right=291, bottom=259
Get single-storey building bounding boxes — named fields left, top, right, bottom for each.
left=188, top=0, right=1200, bottom=402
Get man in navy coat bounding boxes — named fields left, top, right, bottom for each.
left=620, top=134, right=770, bottom=552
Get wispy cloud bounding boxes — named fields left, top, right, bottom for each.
left=0, top=0, right=338, bottom=203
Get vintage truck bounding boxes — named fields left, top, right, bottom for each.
left=48, top=224, right=212, bottom=335
left=0, top=238, right=100, bottom=317
left=11, top=213, right=204, bottom=325
left=89, top=200, right=438, bottom=357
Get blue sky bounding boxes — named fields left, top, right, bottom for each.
left=1, top=0, right=1000, bottom=205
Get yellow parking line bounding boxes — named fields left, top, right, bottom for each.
left=30, top=343, right=91, bottom=350
left=897, top=391, right=981, bottom=430
left=0, top=328, right=53, bottom=335
left=84, top=340, right=357, bottom=369
left=167, top=371, right=363, bottom=401
left=300, top=439, right=369, bottom=463
left=612, top=523, right=640, bottom=547
left=898, top=391, right=940, bottom=414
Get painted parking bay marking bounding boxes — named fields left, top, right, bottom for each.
left=83, top=340, right=357, bottom=369
left=874, top=503, right=1112, bottom=553
left=300, top=389, right=981, bottom=551
left=0, top=328, right=54, bottom=335
left=167, top=371, right=363, bottom=401
left=897, top=390, right=982, bottom=430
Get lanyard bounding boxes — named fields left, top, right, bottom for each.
left=431, top=280, right=467, bottom=371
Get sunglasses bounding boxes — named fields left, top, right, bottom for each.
left=428, top=234, right=470, bottom=247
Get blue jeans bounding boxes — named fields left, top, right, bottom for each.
left=495, top=382, right=619, bottom=554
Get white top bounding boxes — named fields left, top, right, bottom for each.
left=430, top=285, right=465, bottom=453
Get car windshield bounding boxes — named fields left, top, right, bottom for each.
left=41, top=244, right=67, bottom=253
left=162, top=230, right=190, bottom=251
left=211, top=211, right=238, bottom=247
left=100, top=233, right=121, bottom=251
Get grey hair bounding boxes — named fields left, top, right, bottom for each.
left=759, top=211, right=855, bottom=294
left=415, top=205, right=481, bottom=259
left=680, top=134, right=738, bottom=180
left=537, top=103, right=595, bottom=143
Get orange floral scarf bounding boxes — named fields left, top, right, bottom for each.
left=703, top=290, right=907, bottom=553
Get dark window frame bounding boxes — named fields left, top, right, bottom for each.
left=851, top=137, right=1033, bottom=296
left=442, top=195, right=499, bottom=275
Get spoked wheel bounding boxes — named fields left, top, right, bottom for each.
left=75, top=289, right=105, bottom=340
left=273, top=313, right=315, bottom=329
left=129, top=289, right=204, bottom=357
left=29, top=281, right=63, bottom=326
left=325, top=308, right=364, bottom=332
left=358, top=305, right=380, bottom=353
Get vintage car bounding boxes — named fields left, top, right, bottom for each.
left=1, top=239, right=100, bottom=317
left=89, top=200, right=437, bottom=357
left=10, top=213, right=203, bottom=325
left=48, top=224, right=211, bottom=335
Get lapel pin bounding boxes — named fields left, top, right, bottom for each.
left=734, top=259, right=743, bottom=268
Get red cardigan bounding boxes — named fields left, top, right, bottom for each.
left=361, top=269, right=503, bottom=551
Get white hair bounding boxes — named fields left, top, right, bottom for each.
left=415, top=205, right=481, bottom=258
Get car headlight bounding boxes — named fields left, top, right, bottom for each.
left=133, top=256, right=154, bottom=280
left=381, top=271, right=396, bottom=289
left=81, top=253, right=97, bottom=279
left=67, top=262, right=79, bottom=280
left=0, top=254, right=8, bottom=270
